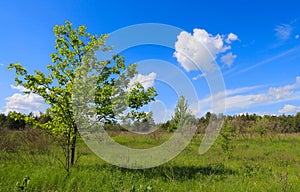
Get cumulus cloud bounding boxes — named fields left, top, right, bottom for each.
left=221, top=52, right=237, bottom=67
left=129, top=72, right=156, bottom=89
left=5, top=93, right=45, bottom=115
left=275, top=24, right=292, bottom=40
left=4, top=85, right=46, bottom=115
left=226, top=33, right=238, bottom=44
left=279, top=104, right=300, bottom=114
left=174, top=29, right=237, bottom=72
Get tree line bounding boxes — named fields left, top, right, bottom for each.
left=196, top=112, right=300, bottom=135
left=1, top=111, right=300, bottom=135
left=0, top=111, right=51, bottom=130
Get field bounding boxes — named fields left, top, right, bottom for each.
left=1, top=130, right=300, bottom=191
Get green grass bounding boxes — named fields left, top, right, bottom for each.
left=1, top=132, right=300, bottom=191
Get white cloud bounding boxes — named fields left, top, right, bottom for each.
left=198, top=76, right=300, bottom=115
left=0, top=63, right=4, bottom=66
left=4, top=85, right=46, bottom=115
left=10, top=85, right=30, bottom=92
left=5, top=93, right=45, bottom=115
left=174, top=29, right=236, bottom=72
left=297, top=76, right=300, bottom=84
left=275, top=24, right=292, bottom=40
left=129, top=72, right=156, bottom=89
left=268, top=87, right=293, bottom=100
left=268, top=76, right=300, bottom=99
left=223, top=94, right=270, bottom=111
left=295, top=35, right=300, bottom=39
left=226, top=33, right=238, bottom=44
left=197, top=85, right=266, bottom=115
left=221, top=52, right=237, bottom=67
left=192, top=73, right=206, bottom=80
left=225, top=84, right=267, bottom=96
left=279, top=104, right=300, bottom=114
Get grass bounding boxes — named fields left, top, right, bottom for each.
left=1, top=130, right=300, bottom=191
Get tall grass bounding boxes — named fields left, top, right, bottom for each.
left=1, top=130, right=300, bottom=191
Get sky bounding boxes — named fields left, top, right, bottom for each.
left=0, top=0, right=300, bottom=121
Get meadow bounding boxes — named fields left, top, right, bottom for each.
left=1, top=128, right=300, bottom=191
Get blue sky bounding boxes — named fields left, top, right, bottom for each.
left=1, top=0, right=300, bottom=120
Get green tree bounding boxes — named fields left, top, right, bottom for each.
left=295, top=112, right=300, bottom=132
left=131, top=112, right=156, bottom=133
left=255, top=116, right=269, bottom=142
left=38, top=110, right=52, bottom=125
left=8, top=21, right=157, bottom=173
left=6, top=112, right=26, bottom=130
left=219, top=120, right=235, bottom=159
left=168, top=95, right=195, bottom=132
left=0, top=113, right=7, bottom=128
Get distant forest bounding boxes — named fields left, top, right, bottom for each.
left=1, top=111, right=300, bottom=135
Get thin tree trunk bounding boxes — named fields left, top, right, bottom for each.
left=70, top=125, right=78, bottom=166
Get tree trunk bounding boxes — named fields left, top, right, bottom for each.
left=70, top=125, right=78, bottom=166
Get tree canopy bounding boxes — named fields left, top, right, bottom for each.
left=8, top=21, right=157, bottom=171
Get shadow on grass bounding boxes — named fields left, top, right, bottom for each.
left=76, top=163, right=236, bottom=181
left=123, top=164, right=236, bottom=181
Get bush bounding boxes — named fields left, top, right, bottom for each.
left=218, top=120, right=235, bottom=159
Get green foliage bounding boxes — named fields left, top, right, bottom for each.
left=7, top=21, right=157, bottom=172
left=295, top=112, right=300, bottom=132
left=0, top=113, right=7, bottom=127
left=15, top=176, right=30, bottom=192
left=6, top=112, right=26, bottom=130
left=168, top=95, right=195, bottom=132
left=218, top=120, right=235, bottom=159
left=130, top=112, right=156, bottom=133
left=254, top=116, right=269, bottom=142
left=1, top=132, right=300, bottom=191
